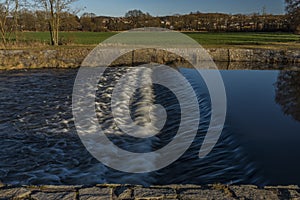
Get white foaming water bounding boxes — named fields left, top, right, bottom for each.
left=92, top=67, right=162, bottom=184
left=111, top=67, right=166, bottom=138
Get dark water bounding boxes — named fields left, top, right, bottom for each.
left=0, top=68, right=300, bottom=186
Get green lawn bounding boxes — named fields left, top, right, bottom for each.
left=185, top=32, right=300, bottom=46
left=18, top=31, right=300, bottom=47
left=21, top=32, right=117, bottom=45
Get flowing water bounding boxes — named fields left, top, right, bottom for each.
left=0, top=68, right=300, bottom=186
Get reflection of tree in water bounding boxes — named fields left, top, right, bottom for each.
left=275, top=71, right=300, bottom=122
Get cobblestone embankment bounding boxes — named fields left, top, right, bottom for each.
left=0, top=184, right=299, bottom=200
left=1, top=48, right=300, bottom=70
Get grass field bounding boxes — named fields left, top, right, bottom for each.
left=185, top=32, right=300, bottom=46
left=17, top=31, right=300, bottom=48
left=20, top=32, right=116, bottom=45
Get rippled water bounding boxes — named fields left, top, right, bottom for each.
left=0, top=68, right=300, bottom=186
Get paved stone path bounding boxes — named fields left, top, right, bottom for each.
left=0, top=183, right=299, bottom=199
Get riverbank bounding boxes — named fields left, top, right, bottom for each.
left=1, top=47, right=300, bottom=70
left=0, top=184, right=299, bottom=199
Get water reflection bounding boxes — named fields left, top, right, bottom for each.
left=275, top=71, right=300, bottom=122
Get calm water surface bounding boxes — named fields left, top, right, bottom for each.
left=0, top=68, right=299, bottom=186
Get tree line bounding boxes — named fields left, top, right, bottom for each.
left=1, top=1, right=300, bottom=46
left=5, top=10, right=292, bottom=32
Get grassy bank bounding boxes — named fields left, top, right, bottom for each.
left=12, top=31, right=300, bottom=49
left=20, top=32, right=116, bottom=45
left=185, top=32, right=300, bottom=47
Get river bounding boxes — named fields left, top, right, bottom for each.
left=0, top=68, right=299, bottom=186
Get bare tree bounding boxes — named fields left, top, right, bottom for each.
left=285, top=0, right=300, bottom=33
left=36, top=0, right=77, bottom=45
left=125, top=9, right=146, bottom=18
left=0, top=0, right=19, bottom=46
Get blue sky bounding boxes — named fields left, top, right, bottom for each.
left=73, top=0, right=285, bottom=17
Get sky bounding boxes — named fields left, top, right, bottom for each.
left=73, top=0, right=286, bottom=17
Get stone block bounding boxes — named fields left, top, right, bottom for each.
left=179, top=188, right=234, bottom=200
left=79, top=187, right=112, bottom=200
left=31, top=191, right=76, bottom=200
left=134, top=187, right=177, bottom=199
left=0, top=187, right=31, bottom=199
left=230, top=185, right=279, bottom=200
left=208, top=48, right=229, bottom=62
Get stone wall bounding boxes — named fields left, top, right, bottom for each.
left=0, top=184, right=299, bottom=199
left=0, top=48, right=92, bottom=70
left=1, top=47, right=300, bottom=70
left=208, top=48, right=300, bottom=64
